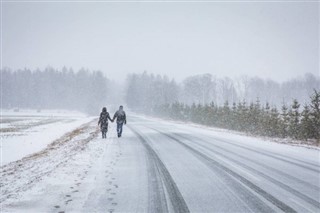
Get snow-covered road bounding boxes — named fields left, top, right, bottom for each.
left=1, top=114, right=319, bottom=212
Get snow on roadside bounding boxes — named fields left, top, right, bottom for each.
left=0, top=122, right=122, bottom=213
left=133, top=113, right=320, bottom=150
left=0, top=119, right=100, bottom=208
left=1, top=109, right=95, bottom=165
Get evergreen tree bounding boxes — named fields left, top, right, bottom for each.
left=235, top=101, right=243, bottom=131
left=253, top=98, right=263, bottom=135
left=309, top=90, right=320, bottom=142
left=190, top=103, right=197, bottom=123
left=288, top=99, right=300, bottom=139
left=280, top=104, right=290, bottom=138
left=238, top=100, right=248, bottom=132
left=203, top=104, right=212, bottom=125
left=247, top=102, right=256, bottom=133
left=222, top=101, right=231, bottom=129
left=269, top=107, right=281, bottom=137
left=208, top=101, right=218, bottom=126
left=171, top=102, right=184, bottom=120
left=263, top=102, right=272, bottom=137
left=300, top=104, right=313, bottom=140
left=230, top=102, right=237, bottom=130
left=196, top=103, right=205, bottom=124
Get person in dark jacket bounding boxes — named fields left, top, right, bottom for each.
left=113, top=105, right=127, bottom=138
left=98, top=107, right=113, bottom=138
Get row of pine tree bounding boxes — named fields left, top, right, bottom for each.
left=153, top=90, right=320, bottom=142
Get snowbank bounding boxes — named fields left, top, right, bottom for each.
left=1, top=109, right=95, bottom=166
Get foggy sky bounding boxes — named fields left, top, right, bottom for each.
left=2, top=1, right=319, bottom=82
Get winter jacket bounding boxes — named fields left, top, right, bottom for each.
left=113, top=110, right=127, bottom=124
left=98, top=111, right=112, bottom=129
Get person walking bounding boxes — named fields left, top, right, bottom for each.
left=98, top=107, right=113, bottom=139
left=113, top=105, right=127, bottom=138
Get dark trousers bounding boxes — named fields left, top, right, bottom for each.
left=102, top=131, right=107, bottom=138
left=117, top=122, right=124, bottom=136
left=101, top=123, right=108, bottom=139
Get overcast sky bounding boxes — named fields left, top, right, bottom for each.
left=2, top=1, right=319, bottom=82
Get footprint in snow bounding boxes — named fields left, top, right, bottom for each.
left=65, top=199, right=72, bottom=204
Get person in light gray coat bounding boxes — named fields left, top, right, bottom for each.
left=112, top=105, right=127, bottom=138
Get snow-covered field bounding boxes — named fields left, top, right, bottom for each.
left=1, top=109, right=94, bottom=165
left=1, top=113, right=319, bottom=212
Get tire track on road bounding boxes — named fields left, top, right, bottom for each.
left=174, top=133, right=320, bottom=210
left=142, top=120, right=319, bottom=171
left=176, top=133, right=319, bottom=190
left=151, top=128, right=297, bottom=213
left=128, top=125, right=190, bottom=213
left=203, top=135, right=319, bottom=172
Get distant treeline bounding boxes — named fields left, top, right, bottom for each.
left=125, top=72, right=320, bottom=142
left=1, top=67, right=111, bottom=115
left=125, top=71, right=320, bottom=111
left=126, top=72, right=179, bottom=111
